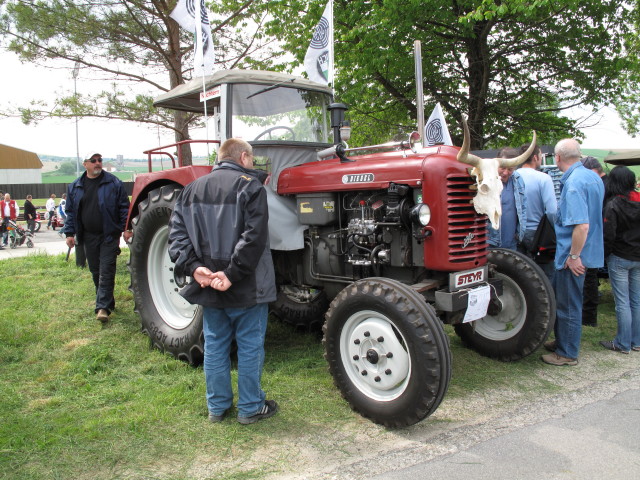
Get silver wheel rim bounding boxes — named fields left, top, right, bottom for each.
left=147, top=224, right=198, bottom=329
left=474, top=273, right=526, bottom=340
left=340, top=310, right=411, bottom=401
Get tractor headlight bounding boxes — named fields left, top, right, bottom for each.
left=411, top=203, right=431, bottom=226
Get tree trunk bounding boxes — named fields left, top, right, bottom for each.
left=465, top=21, right=493, bottom=150
left=166, top=14, right=193, bottom=166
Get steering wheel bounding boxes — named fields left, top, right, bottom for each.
left=254, top=126, right=296, bottom=141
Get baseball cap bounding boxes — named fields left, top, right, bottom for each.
left=581, top=156, right=600, bottom=170
left=84, top=151, right=102, bottom=161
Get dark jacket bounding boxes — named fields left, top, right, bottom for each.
left=168, top=161, right=277, bottom=309
left=23, top=199, right=36, bottom=220
left=603, top=191, right=640, bottom=261
left=64, top=171, right=130, bottom=243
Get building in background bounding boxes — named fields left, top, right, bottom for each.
left=0, top=144, right=43, bottom=184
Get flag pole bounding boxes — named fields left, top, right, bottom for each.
left=195, top=1, right=210, bottom=157
left=329, top=0, right=335, bottom=94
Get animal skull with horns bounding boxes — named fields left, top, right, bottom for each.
left=457, top=118, right=536, bottom=230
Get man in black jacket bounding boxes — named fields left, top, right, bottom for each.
left=23, top=195, right=37, bottom=233
left=65, top=152, right=131, bottom=323
left=168, top=138, right=278, bottom=425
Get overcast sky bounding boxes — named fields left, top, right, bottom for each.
left=2, top=52, right=640, bottom=160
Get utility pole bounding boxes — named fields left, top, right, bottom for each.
left=72, top=61, right=81, bottom=177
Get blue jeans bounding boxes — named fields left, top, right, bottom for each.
left=553, top=267, right=585, bottom=359
left=608, top=255, right=640, bottom=352
left=203, top=303, right=268, bottom=418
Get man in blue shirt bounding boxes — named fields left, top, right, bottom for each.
left=517, top=143, right=558, bottom=280
left=542, top=139, right=604, bottom=366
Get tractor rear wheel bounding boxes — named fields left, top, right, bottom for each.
left=454, top=248, right=555, bottom=361
left=128, top=185, right=204, bottom=365
left=323, top=278, right=451, bottom=427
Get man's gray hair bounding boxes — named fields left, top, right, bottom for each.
left=554, top=138, right=581, bottom=161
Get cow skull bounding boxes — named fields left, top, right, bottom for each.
left=456, top=118, right=536, bottom=230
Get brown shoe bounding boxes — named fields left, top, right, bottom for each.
left=96, top=309, right=109, bottom=323
left=543, top=339, right=556, bottom=352
left=541, top=352, right=578, bottom=366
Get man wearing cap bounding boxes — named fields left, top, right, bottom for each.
left=64, top=152, right=132, bottom=323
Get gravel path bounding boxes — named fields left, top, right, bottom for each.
left=264, top=348, right=640, bottom=480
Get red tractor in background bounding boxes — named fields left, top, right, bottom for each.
left=125, top=69, right=554, bottom=427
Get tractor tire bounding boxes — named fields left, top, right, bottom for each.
left=323, top=278, right=451, bottom=428
left=454, top=248, right=555, bottom=361
left=128, top=185, right=204, bottom=365
left=270, top=286, right=329, bottom=330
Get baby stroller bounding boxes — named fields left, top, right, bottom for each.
left=7, top=220, right=34, bottom=249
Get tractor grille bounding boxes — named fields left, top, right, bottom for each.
left=446, top=174, right=488, bottom=263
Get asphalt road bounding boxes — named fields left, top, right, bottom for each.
left=366, top=384, right=640, bottom=480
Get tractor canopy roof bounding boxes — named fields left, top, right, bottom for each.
left=153, top=69, right=333, bottom=114
left=604, top=150, right=640, bottom=166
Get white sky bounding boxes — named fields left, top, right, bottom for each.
left=2, top=52, right=640, bottom=159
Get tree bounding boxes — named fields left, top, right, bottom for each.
left=0, top=0, right=282, bottom=164
left=266, top=0, right=639, bottom=149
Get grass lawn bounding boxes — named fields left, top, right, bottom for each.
left=0, top=251, right=621, bottom=480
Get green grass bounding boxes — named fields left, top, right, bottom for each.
left=0, top=252, right=621, bottom=480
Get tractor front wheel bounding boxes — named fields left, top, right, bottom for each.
left=323, top=278, right=451, bottom=427
left=454, top=248, right=555, bottom=361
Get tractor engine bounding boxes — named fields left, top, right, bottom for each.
left=302, top=184, right=421, bottom=291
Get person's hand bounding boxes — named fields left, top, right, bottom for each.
left=210, top=271, right=232, bottom=291
left=564, top=256, right=586, bottom=276
left=193, top=266, right=216, bottom=288
left=123, top=230, right=133, bottom=243
left=65, top=236, right=75, bottom=249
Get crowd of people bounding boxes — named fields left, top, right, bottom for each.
left=489, top=138, right=640, bottom=365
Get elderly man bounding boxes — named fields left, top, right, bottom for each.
left=542, top=139, right=604, bottom=366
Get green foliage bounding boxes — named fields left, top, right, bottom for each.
left=56, top=161, right=76, bottom=175
left=265, top=0, right=640, bottom=148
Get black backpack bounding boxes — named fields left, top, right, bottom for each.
left=531, top=214, right=556, bottom=264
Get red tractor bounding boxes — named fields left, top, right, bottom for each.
left=126, top=69, right=554, bottom=427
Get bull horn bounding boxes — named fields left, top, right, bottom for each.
left=457, top=117, right=483, bottom=167
left=499, top=131, right=538, bottom=168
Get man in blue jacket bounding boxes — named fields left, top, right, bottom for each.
left=64, top=152, right=131, bottom=323
left=168, top=138, right=278, bottom=425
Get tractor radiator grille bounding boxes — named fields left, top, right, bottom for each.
left=446, top=174, right=488, bottom=263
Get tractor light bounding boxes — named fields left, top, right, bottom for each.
left=411, top=203, right=431, bottom=226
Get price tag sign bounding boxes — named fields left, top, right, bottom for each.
left=463, top=285, right=491, bottom=323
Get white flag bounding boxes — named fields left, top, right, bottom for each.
left=304, top=1, right=333, bottom=85
left=424, top=103, right=453, bottom=146
left=170, top=0, right=215, bottom=77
